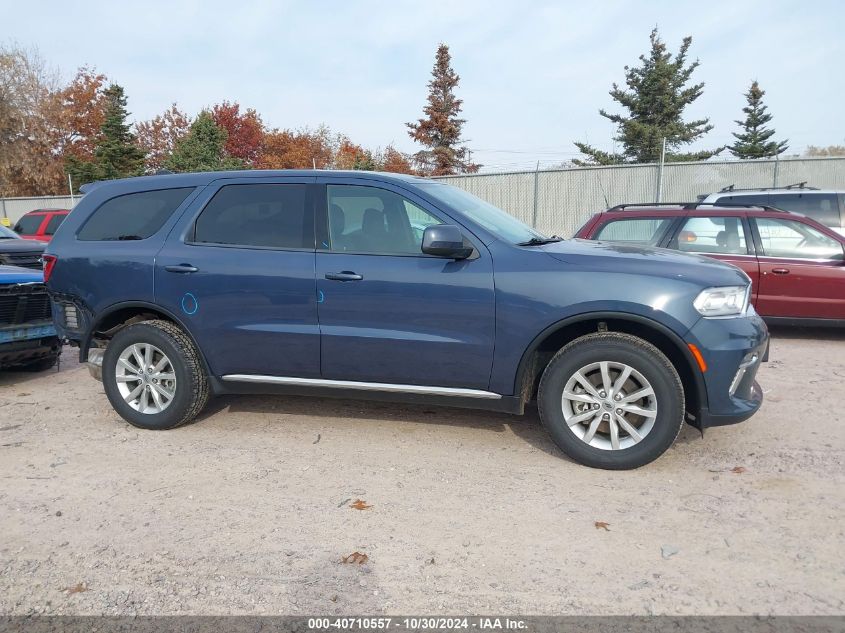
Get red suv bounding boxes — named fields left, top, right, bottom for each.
left=574, top=203, right=845, bottom=325
left=13, top=208, right=70, bottom=243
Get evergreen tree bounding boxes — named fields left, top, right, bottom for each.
left=729, top=81, right=788, bottom=158
left=575, top=28, right=719, bottom=165
left=66, top=84, right=144, bottom=188
left=352, top=150, right=376, bottom=171
left=407, top=44, right=479, bottom=175
left=165, top=111, right=244, bottom=173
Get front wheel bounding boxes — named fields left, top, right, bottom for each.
left=102, top=320, right=209, bottom=430
left=538, top=332, right=685, bottom=469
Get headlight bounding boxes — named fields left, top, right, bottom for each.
left=693, top=285, right=749, bottom=317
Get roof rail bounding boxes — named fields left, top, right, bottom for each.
left=606, top=202, right=792, bottom=213
left=717, top=182, right=818, bottom=193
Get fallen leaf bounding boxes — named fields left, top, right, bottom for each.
left=731, top=466, right=747, bottom=474
left=330, top=595, right=338, bottom=602
left=17, top=392, right=30, bottom=397
left=350, top=499, right=372, bottom=510
left=341, top=551, right=368, bottom=565
left=313, top=433, right=321, bottom=444
left=64, top=582, right=88, bottom=594
left=595, top=521, right=611, bottom=531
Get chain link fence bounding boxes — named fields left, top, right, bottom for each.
left=435, top=156, right=845, bottom=237
left=1, top=157, right=843, bottom=235
left=0, top=195, right=78, bottom=226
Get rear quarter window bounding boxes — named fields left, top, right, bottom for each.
left=77, top=188, right=195, bottom=241
left=594, top=217, right=674, bottom=245
left=714, top=194, right=770, bottom=207
left=766, top=193, right=841, bottom=227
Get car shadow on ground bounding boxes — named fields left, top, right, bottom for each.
left=194, top=393, right=703, bottom=462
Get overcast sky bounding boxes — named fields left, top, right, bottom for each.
left=7, top=0, right=844, bottom=172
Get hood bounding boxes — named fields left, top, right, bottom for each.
left=540, top=239, right=750, bottom=287
left=0, top=238, right=46, bottom=253
left=0, top=265, right=44, bottom=285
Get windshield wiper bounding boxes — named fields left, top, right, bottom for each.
left=116, top=234, right=144, bottom=241
left=517, top=235, right=563, bottom=246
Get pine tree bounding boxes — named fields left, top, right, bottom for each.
left=407, top=44, right=479, bottom=175
left=165, top=111, right=244, bottom=173
left=66, top=84, right=144, bottom=188
left=575, top=28, right=719, bottom=165
left=729, top=81, right=788, bottom=159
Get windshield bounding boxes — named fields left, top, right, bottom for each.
left=0, top=225, right=19, bottom=239
left=420, top=182, right=546, bottom=244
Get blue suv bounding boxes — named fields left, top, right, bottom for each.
left=45, top=171, right=768, bottom=469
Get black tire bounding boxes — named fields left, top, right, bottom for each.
left=538, top=332, right=684, bottom=470
left=102, top=320, right=209, bottom=430
left=19, top=351, right=60, bottom=373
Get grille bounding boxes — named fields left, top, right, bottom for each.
left=0, top=252, right=43, bottom=269
left=0, top=283, right=52, bottom=326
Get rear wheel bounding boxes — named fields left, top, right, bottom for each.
left=102, top=320, right=209, bottom=430
left=538, top=332, right=684, bottom=469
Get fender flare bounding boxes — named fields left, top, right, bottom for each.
left=80, top=300, right=213, bottom=377
left=512, top=311, right=708, bottom=411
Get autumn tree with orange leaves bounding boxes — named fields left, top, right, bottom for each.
left=407, top=44, right=478, bottom=176
left=0, top=44, right=63, bottom=196
left=49, top=67, right=109, bottom=162
left=136, top=104, right=191, bottom=172
left=258, top=126, right=335, bottom=170
left=0, top=43, right=418, bottom=194
left=211, top=101, right=263, bottom=166
left=377, top=145, right=415, bottom=174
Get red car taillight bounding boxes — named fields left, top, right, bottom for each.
left=42, top=254, right=57, bottom=282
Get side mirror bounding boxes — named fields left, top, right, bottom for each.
left=421, top=225, right=473, bottom=259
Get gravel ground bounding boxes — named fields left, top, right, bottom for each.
left=0, top=327, right=843, bottom=616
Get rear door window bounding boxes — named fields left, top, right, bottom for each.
left=78, top=188, right=194, bottom=241
left=675, top=216, right=749, bottom=255
left=593, top=217, right=674, bottom=245
left=766, top=193, right=840, bottom=226
left=14, top=214, right=45, bottom=236
left=194, top=184, right=312, bottom=249
left=754, top=217, right=844, bottom=260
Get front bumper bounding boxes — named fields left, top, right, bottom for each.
left=687, top=307, right=769, bottom=428
left=0, top=334, right=61, bottom=368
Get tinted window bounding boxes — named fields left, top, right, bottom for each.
left=44, top=214, right=67, bottom=236
left=78, top=188, right=193, bottom=241
left=767, top=193, right=841, bottom=226
left=194, top=184, right=311, bottom=249
left=594, top=218, right=673, bottom=245
left=327, top=185, right=443, bottom=254
left=755, top=217, right=843, bottom=260
left=714, top=194, right=770, bottom=208
left=676, top=216, right=748, bottom=255
left=14, top=214, right=45, bottom=235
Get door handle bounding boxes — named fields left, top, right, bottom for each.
left=165, top=264, right=198, bottom=274
left=325, top=271, right=363, bottom=281
left=771, top=268, right=790, bottom=275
